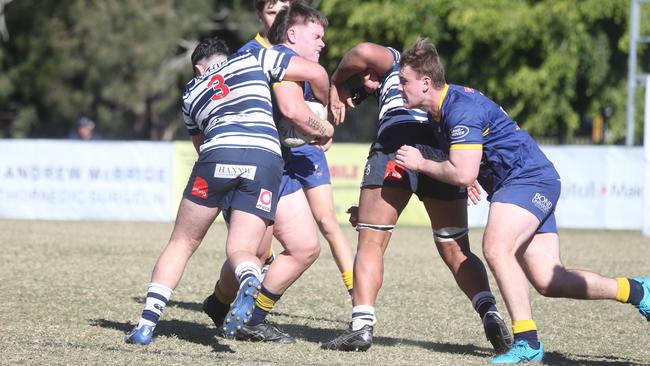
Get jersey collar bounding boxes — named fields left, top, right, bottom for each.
left=433, top=83, right=449, bottom=123
left=255, top=33, right=272, bottom=49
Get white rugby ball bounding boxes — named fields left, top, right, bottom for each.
left=277, top=101, right=326, bottom=148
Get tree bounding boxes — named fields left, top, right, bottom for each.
left=320, top=0, right=650, bottom=144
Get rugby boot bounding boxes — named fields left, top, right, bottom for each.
left=491, top=339, right=544, bottom=364
left=124, top=324, right=154, bottom=345
left=202, top=294, right=229, bottom=330
left=236, top=321, right=296, bottom=344
left=483, top=311, right=514, bottom=354
left=222, top=277, right=261, bottom=339
left=321, top=324, right=373, bottom=352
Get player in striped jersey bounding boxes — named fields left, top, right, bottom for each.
left=395, top=38, right=650, bottom=364
left=321, top=42, right=512, bottom=353
left=203, top=1, right=355, bottom=343
left=125, top=36, right=333, bottom=346
left=240, top=0, right=354, bottom=295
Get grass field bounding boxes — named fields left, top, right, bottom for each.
left=1, top=219, right=649, bottom=365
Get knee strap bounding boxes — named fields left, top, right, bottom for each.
left=356, top=223, right=395, bottom=233
left=433, top=227, right=468, bottom=243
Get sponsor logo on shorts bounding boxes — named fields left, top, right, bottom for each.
left=191, top=176, right=208, bottom=199
left=384, top=160, right=405, bottom=181
left=450, top=125, right=470, bottom=140
left=532, top=192, right=552, bottom=214
left=214, top=164, right=257, bottom=180
left=256, top=188, right=273, bottom=212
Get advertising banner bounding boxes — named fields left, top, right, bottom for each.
left=0, top=140, right=174, bottom=221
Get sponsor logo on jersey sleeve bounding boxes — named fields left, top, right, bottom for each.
left=450, top=125, right=470, bottom=141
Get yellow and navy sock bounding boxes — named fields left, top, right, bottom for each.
left=471, top=291, right=497, bottom=319
left=616, top=277, right=644, bottom=305
left=213, top=280, right=234, bottom=309
left=342, top=270, right=353, bottom=295
left=512, top=319, right=540, bottom=349
left=248, top=284, right=282, bottom=326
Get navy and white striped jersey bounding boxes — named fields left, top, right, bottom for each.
left=182, top=48, right=293, bottom=157
left=375, top=47, right=429, bottom=137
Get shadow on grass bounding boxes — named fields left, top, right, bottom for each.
left=278, top=322, right=493, bottom=357
left=543, top=351, right=648, bottom=366
left=89, top=319, right=234, bottom=353
left=138, top=297, right=348, bottom=325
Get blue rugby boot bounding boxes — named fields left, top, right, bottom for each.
left=491, top=339, right=544, bottom=364
left=223, top=277, right=261, bottom=339
left=124, top=324, right=154, bottom=345
left=633, top=277, right=650, bottom=321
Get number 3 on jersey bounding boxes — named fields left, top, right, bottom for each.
left=208, top=74, right=230, bottom=101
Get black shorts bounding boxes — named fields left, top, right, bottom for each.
left=362, top=123, right=466, bottom=201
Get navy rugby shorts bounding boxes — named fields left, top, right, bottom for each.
left=183, top=149, right=283, bottom=222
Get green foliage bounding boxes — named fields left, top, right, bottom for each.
left=1, top=0, right=649, bottom=143
left=321, top=0, right=649, bottom=143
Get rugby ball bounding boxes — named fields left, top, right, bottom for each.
left=277, top=101, right=326, bottom=148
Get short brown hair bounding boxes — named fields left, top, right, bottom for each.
left=268, top=0, right=328, bottom=45
left=255, top=0, right=293, bottom=13
left=400, top=38, right=446, bottom=88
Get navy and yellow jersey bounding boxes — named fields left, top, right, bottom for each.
left=181, top=47, right=293, bottom=157
left=434, top=84, right=560, bottom=196
left=372, top=47, right=430, bottom=151
left=238, top=33, right=272, bottom=52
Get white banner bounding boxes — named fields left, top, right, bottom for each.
left=0, top=140, right=174, bottom=221
left=467, top=146, right=644, bottom=229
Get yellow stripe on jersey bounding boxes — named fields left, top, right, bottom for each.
left=255, top=33, right=272, bottom=49
left=273, top=80, right=302, bottom=88
left=450, top=144, right=482, bottom=150
left=616, top=277, right=631, bottom=303
left=341, top=270, right=353, bottom=291
left=512, top=319, right=537, bottom=334
left=255, top=292, right=277, bottom=312
left=482, top=128, right=490, bottom=136
left=433, top=84, right=449, bottom=123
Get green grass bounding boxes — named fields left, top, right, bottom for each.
left=1, top=220, right=649, bottom=365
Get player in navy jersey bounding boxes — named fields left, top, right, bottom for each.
left=239, top=0, right=293, bottom=52
left=395, top=38, right=650, bottom=364
left=125, top=36, right=333, bottom=346
left=239, top=0, right=355, bottom=295
left=321, top=42, right=512, bottom=353
left=202, top=1, right=355, bottom=343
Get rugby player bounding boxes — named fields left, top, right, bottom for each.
left=202, top=1, right=356, bottom=343
left=394, top=38, right=650, bottom=364
left=124, top=36, right=333, bottom=345
left=321, top=42, right=512, bottom=353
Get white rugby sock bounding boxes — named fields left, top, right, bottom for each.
left=234, top=261, right=261, bottom=286
left=137, top=282, right=173, bottom=328
left=351, top=305, right=376, bottom=330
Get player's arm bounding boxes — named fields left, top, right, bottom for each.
left=191, top=134, right=204, bottom=154
left=274, top=81, right=334, bottom=142
left=395, top=146, right=482, bottom=187
left=283, top=56, right=329, bottom=106
left=329, top=43, right=395, bottom=124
